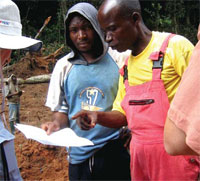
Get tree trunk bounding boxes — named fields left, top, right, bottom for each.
left=60, top=1, right=68, bottom=43
left=3, top=74, right=51, bottom=85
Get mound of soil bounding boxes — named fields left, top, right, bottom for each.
left=3, top=59, right=69, bottom=180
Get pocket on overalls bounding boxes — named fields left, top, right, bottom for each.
left=129, top=99, right=154, bottom=105
left=128, top=98, right=155, bottom=113
left=123, top=95, right=155, bottom=131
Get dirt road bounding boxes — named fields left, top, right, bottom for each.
left=4, top=59, right=69, bottom=180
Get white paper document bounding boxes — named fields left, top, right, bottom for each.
left=15, top=123, right=94, bottom=147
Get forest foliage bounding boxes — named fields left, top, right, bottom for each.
left=13, top=0, right=199, bottom=62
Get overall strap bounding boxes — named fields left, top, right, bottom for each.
left=149, top=33, right=175, bottom=80
left=119, top=56, right=129, bottom=88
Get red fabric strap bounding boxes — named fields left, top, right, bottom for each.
left=119, top=56, right=129, bottom=76
left=149, top=34, right=175, bottom=61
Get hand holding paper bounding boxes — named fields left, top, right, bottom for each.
left=15, top=124, right=94, bottom=147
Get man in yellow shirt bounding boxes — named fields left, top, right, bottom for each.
left=72, top=0, right=200, bottom=180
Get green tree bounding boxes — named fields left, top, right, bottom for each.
left=11, top=0, right=199, bottom=64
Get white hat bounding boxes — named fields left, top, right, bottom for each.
left=0, top=0, right=42, bottom=51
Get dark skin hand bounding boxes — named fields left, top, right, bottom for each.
left=41, top=112, right=68, bottom=135
left=72, top=110, right=127, bottom=130
left=73, top=110, right=97, bottom=130
left=6, top=90, right=22, bottom=99
left=119, top=126, right=132, bottom=148
left=73, top=110, right=131, bottom=149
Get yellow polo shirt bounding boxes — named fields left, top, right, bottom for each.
left=113, top=31, right=194, bottom=115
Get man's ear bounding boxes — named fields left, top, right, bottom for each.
left=197, top=24, right=200, bottom=41
left=131, top=12, right=140, bottom=24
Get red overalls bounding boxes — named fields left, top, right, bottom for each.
left=120, top=34, right=200, bottom=180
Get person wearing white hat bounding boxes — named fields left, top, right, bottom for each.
left=0, top=0, right=42, bottom=180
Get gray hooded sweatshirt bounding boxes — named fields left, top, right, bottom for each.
left=46, top=3, right=121, bottom=164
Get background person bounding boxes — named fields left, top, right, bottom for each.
left=72, top=0, right=200, bottom=180
left=0, top=0, right=42, bottom=180
left=41, top=2, right=130, bottom=181
left=164, top=24, right=200, bottom=156
left=5, top=74, right=23, bottom=134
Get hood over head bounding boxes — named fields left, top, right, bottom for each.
left=8, top=74, right=16, bottom=82
left=65, top=3, right=108, bottom=63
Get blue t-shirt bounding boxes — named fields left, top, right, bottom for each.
left=64, top=53, right=120, bottom=164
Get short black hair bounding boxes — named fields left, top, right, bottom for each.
left=117, top=0, right=141, bottom=18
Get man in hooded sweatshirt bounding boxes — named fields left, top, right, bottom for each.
left=41, top=2, right=131, bottom=181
